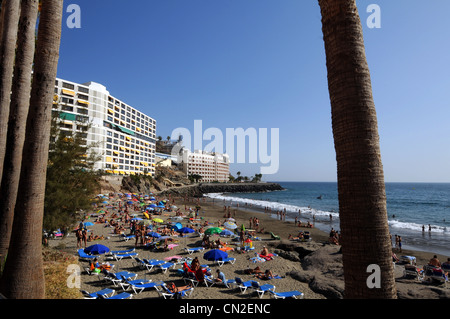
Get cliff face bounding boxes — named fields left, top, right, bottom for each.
left=100, top=175, right=284, bottom=197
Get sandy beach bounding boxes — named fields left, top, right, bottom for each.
left=49, top=192, right=450, bottom=300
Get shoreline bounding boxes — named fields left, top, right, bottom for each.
left=204, top=191, right=450, bottom=257
left=202, top=194, right=449, bottom=266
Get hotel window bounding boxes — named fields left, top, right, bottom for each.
left=78, top=86, right=89, bottom=94
left=77, top=108, right=88, bottom=115
left=78, top=94, right=89, bottom=100
left=61, top=105, right=73, bottom=112
left=61, top=97, right=74, bottom=104
left=62, top=82, right=75, bottom=90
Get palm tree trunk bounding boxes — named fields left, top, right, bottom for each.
left=318, top=0, right=397, bottom=298
left=0, top=0, right=39, bottom=260
left=0, top=0, right=20, bottom=183
left=0, top=0, right=63, bottom=299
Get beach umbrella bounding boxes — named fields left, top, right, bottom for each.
left=205, top=227, right=222, bottom=235
left=131, top=217, right=142, bottom=222
left=147, top=232, right=161, bottom=238
left=84, top=244, right=110, bottom=255
left=178, top=227, right=195, bottom=234
left=171, top=223, right=182, bottom=231
left=157, top=204, right=165, bottom=208
left=83, top=222, right=94, bottom=227
left=224, top=221, right=237, bottom=230
left=152, top=218, right=164, bottom=223
left=149, top=204, right=157, bottom=208
left=220, top=229, right=234, bottom=237
left=203, top=249, right=228, bottom=261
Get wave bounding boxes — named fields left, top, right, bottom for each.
left=205, top=192, right=450, bottom=235
left=388, top=220, right=450, bottom=234
left=204, top=192, right=340, bottom=221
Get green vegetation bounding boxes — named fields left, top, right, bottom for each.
left=43, top=112, right=101, bottom=232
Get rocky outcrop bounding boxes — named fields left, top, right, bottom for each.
left=157, top=182, right=285, bottom=197
left=272, top=241, right=346, bottom=299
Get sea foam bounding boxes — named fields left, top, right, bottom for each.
left=204, top=192, right=340, bottom=221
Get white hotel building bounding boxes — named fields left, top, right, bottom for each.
left=178, top=149, right=230, bottom=183
left=53, top=78, right=156, bottom=176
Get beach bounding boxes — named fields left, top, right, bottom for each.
left=49, top=192, right=450, bottom=300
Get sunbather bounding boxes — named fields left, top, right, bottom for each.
left=254, top=269, right=277, bottom=280
left=260, top=246, right=269, bottom=256
left=245, top=266, right=263, bottom=275
left=429, top=255, right=441, bottom=267
left=167, top=282, right=192, bottom=293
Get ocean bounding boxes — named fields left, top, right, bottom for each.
left=205, top=182, right=450, bottom=256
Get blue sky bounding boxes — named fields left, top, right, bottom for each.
left=57, top=0, right=450, bottom=183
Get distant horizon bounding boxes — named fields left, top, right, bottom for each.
left=266, top=180, right=450, bottom=185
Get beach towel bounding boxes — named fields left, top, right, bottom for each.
left=250, top=256, right=266, bottom=263
left=258, top=253, right=276, bottom=261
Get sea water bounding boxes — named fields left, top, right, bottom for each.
left=205, top=182, right=450, bottom=256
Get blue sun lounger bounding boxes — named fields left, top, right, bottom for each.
left=158, top=284, right=194, bottom=299
left=269, top=290, right=304, bottom=299
left=143, top=259, right=165, bottom=271
left=234, top=277, right=256, bottom=294
left=104, top=271, right=138, bottom=286
left=103, top=292, right=133, bottom=299
left=156, top=262, right=175, bottom=273
left=81, top=288, right=115, bottom=299
left=77, top=249, right=97, bottom=261
left=121, top=279, right=165, bottom=294
left=109, top=248, right=135, bottom=255
left=251, top=281, right=276, bottom=298
left=112, top=252, right=138, bottom=261
left=185, top=247, right=204, bottom=254
left=217, top=257, right=236, bottom=267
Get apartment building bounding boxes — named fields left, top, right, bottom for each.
left=53, top=78, right=156, bottom=176
left=178, top=149, right=230, bottom=182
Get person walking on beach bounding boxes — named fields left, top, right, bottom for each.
left=76, top=227, right=83, bottom=249
left=82, top=228, right=87, bottom=248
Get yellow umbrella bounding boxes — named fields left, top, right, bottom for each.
left=152, top=218, right=163, bottom=223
